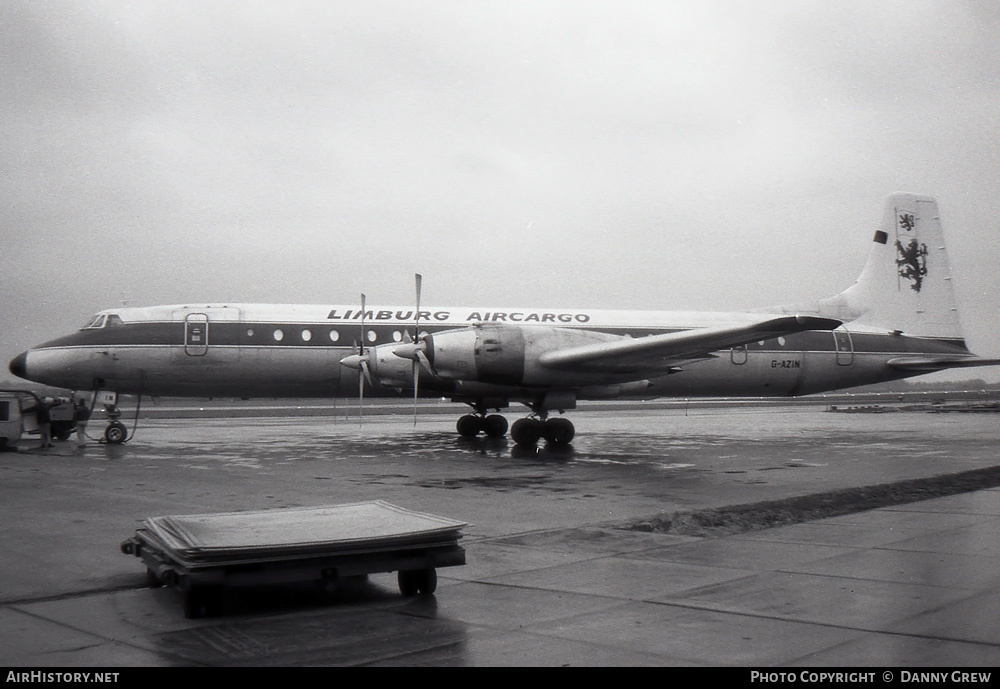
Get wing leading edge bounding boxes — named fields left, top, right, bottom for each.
left=537, top=315, right=843, bottom=374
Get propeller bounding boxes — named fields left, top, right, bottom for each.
left=394, top=338, right=435, bottom=376
left=339, top=293, right=373, bottom=426
left=410, top=274, right=430, bottom=425
left=395, top=276, right=435, bottom=378
left=339, top=278, right=436, bottom=427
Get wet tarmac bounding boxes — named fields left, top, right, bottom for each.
left=2, top=405, right=1000, bottom=666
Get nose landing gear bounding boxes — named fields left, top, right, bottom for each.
left=104, top=419, right=128, bottom=444
left=99, top=395, right=143, bottom=444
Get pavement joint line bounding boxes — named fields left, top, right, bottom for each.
left=1, top=582, right=147, bottom=607
left=622, top=465, right=1000, bottom=536
left=637, top=593, right=1000, bottom=649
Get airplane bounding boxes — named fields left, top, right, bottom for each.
left=8, top=193, right=998, bottom=446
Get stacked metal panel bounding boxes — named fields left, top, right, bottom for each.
left=133, top=500, right=467, bottom=568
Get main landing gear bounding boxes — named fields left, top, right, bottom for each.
left=510, top=415, right=575, bottom=446
left=454, top=403, right=575, bottom=447
left=456, top=412, right=509, bottom=439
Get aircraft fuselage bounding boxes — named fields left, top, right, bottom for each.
left=11, top=303, right=971, bottom=402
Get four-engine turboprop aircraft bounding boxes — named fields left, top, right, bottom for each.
left=9, top=193, right=998, bottom=445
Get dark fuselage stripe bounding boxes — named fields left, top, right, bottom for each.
left=35, top=322, right=972, bottom=357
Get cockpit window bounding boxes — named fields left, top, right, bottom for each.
left=106, top=314, right=123, bottom=327
left=82, top=315, right=106, bottom=329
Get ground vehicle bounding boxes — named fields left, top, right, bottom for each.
left=0, top=390, right=74, bottom=448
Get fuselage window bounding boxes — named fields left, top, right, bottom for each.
left=301, top=329, right=312, bottom=342
left=777, top=336, right=787, bottom=346
left=392, top=330, right=402, bottom=342
left=366, top=330, right=377, bottom=343
left=273, top=329, right=284, bottom=341
left=329, top=329, right=340, bottom=342
left=247, top=328, right=255, bottom=337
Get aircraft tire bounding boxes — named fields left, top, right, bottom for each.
left=543, top=418, right=575, bottom=446
left=456, top=414, right=483, bottom=437
left=511, top=418, right=543, bottom=446
left=483, top=414, right=508, bottom=438
left=104, top=421, right=127, bottom=444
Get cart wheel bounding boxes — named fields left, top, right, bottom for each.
left=398, top=568, right=437, bottom=596
left=417, top=568, right=437, bottom=595
left=145, top=569, right=163, bottom=588
left=183, top=589, right=205, bottom=619
left=398, top=570, right=419, bottom=597
left=183, top=587, right=222, bottom=619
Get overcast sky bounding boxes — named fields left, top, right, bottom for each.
left=3, top=0, right=999, bottom=384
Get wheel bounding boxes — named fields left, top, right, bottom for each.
left=183, top=588, right=206, bottom=619
left=416, top=568, right=437, bottom=594
left=398, top=568, right=437, bottom=596
left=543, top=417, right=575, bottom=445
left=482, top=414, right=508, bottom=438
left=104, top=421, right=127, bottom=444
left=510, top=418, right=544, bottom=445
left=184, top=586, right=223, bottom=618
left=398, top=570, right=419, bottom=597
left=456, top=414, right=483, bottom=437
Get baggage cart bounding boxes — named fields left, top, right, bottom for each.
left=121, top=501, right=467, bottom=618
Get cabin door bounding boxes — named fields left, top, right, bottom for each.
left=833, top=326, right=854, bottom=366
left=184, top=314, right=209, bottom=356
left=175, top=307, right=242, bottom=357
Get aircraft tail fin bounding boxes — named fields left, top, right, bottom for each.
left=772, top=193, right=966, bottom=343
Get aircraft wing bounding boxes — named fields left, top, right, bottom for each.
left=538, top=315, right=842, bottom=374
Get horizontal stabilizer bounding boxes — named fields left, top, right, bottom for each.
left=886, top=356, right=1000, bottom=372
left=539, top=315, right=841, bottom=374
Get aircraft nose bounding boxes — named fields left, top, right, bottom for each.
left=8, top=351, right=28, bottom=379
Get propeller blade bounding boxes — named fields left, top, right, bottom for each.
left=359, top=293, right=366, bottom=355
left=412, top=359, right=419, bottom=426
left=413, top=273, right=422, bottom=341
left=357, top=293, right=368, bottom=427
left=415, top=348, right=435, bottom=377
left=357, top=362, right=365, bottom=427
left=412, top=273, right=423, bottom=426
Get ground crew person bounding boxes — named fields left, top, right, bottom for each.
left=36, top=398, right=54, bottom=449
left=73, top=398, right=91, bottom=449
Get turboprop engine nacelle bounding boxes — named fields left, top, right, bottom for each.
left=367, top=344, right=417, bottom=386
left=392, top=324, right=628, bottom=387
